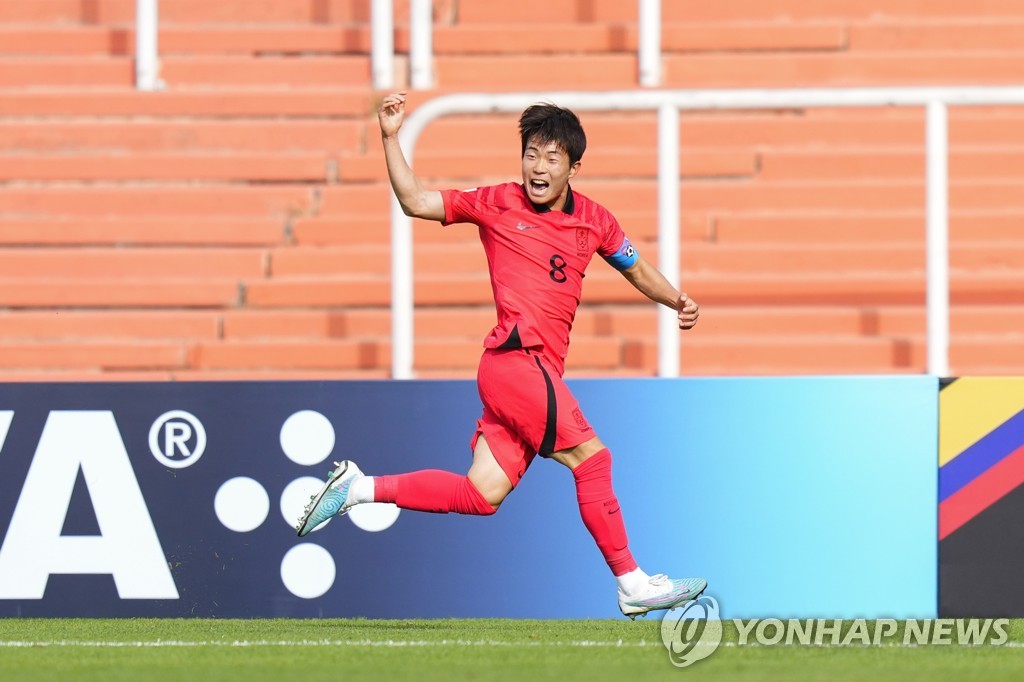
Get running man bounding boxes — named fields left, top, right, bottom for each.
left=297, top=92, right=706, bottom=619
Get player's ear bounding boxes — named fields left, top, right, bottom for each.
left=569, top=161, right=581, bottom=178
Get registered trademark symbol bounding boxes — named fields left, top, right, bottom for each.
left=149, top=410, right=207, bottom=469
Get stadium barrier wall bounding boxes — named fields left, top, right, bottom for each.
left=939, top=377, right=1024, bottom=617
left=0, top=377, right=937, bottom=619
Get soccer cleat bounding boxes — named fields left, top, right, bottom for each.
left=295, top=460, right=364, bottom=537
left=618, top=575, right=707, bottom=620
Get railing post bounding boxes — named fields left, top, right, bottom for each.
left=638, top=0, right=661, bottom=87
left=135, top=0, right=161, bottom=91
left=371, top=0, right=395, bottom=90
left=657, top=103, right=681, bottom=377
left=926, top=100, right=951, bottom=377
left=391, top=192, right=414, bottom=379
left=409, top=0, right=434, bottom=89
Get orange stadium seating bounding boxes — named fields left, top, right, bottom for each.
left=0, top=0, right=1022, bottom=379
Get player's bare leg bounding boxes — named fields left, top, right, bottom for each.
left=551, top=437, right=707, bottom=619
left=466, top=435, right=515, bottom=511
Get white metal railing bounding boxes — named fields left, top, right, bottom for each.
left=135, top=0, right=160, bottom=90
left=390, top=86, right=1024, bottom=380
left=638, top=0, right=661, bottom=87
left=371, top=0, right=395, bottom=89
left=372, top=0, right=434, bottom=89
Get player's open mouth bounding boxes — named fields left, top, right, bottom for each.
left=528, top=180, right=549, bottom=196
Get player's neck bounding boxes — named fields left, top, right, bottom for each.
left=525, top=184, right=574, bottom=214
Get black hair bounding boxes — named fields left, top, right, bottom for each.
left=518, top=103, right=587, bottom=165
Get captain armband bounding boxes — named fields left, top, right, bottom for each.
left=602, top=237, right=639, bottom=271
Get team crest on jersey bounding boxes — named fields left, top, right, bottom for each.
left=576, top=228, right=589, bottom=257
left=572, top=408, right=590, bottom=430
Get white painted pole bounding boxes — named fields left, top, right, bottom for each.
left=409, top=0, right=434, bottom=89
left=657, top=104, right=681, bottom=377
left=391, top=193, right=414, bottom=379
left=135, top=0, right=160, bottom=91
left=638, top=0, right=661, bottom=87
left=926, top=101, right=950, bottom=377
left=371, top=0, right=394, bottom=90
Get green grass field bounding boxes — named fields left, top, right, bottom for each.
left=0, top=619, right=1022, bottom=682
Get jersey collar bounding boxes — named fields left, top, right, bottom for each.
left=522, top=184, right=575, bottom=215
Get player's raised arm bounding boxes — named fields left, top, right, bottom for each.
left=620, top=255, right=699, bottom=331
left=379, top=92, right=445, bottom=221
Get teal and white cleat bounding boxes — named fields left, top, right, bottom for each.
left=295, top=460, right=364, bottom=537
left=618, top=575, right=707, bottom=620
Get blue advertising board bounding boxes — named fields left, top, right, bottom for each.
left=0, top=377, right=937, bottom=619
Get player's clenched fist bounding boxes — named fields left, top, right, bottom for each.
left=677, top=293, right=699, bottom=330
left=378, top=91, right=407, bottom=138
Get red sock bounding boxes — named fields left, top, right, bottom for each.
left=573, top=449, right=638, bottom=576
left=373, top=470, right=496, bottom=515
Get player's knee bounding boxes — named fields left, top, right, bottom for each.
left=474, top=481, right=506, bottom=515
left=456, top=476, right=502, bottom=516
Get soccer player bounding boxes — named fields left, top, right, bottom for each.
left=297, top=92, right=706, bottom=619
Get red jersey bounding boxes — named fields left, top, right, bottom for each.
left=441, top=182, right=638, bottom=376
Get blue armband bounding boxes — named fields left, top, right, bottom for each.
left=603, top=237, right=639, bottom=271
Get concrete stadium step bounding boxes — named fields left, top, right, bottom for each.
left=0, top=218, right=287, bottom=246
left=0, top=56, right=370, bottom=88
left=0, top=185, right=316, bottom=217
left=0, top=278, right=240, bottom=308
left=711, top=211, right=1024, bottom=244
left=0, top=0, right=373, bottom=23
left=428, top=22, right=846, bottom=55
left=0, top=310, right=220, bottom=340
left=0, top=120, right=363, bottom=153
left=0, top=26, right=375, bottom=56
left=429, top=51, right=1024, bottom=90
left=678, top=242, right=1024, bottom=273
left=0, top=341, right=191, bottom=371
left=573, top=305, right=1024, bottom=339
left=758, top=147, right=1024, bottom=181
left=0, top=153, right=335, bottom=182
left=269, top=244, right=488, bottom=276
left=242, top=270, right=1024, bottom=308
left=850, top=20, right=1024, bottom=51
left=622, top=335, right=1024, bottom=376
left=623, top=336, right=927, bottom=375
left=0, top=247, right=266, bottom=278
left=454, top=0, right=1024, bottom=23
left=0, top=88, right=370, bottom=116
left=865, top=305, right=1024, bottom=336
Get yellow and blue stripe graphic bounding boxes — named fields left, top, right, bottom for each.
left=939, top=378, right=1024, bottom=540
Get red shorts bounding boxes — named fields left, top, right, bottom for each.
left=471, top=348, right=595, bottom=486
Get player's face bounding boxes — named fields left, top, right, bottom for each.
left=522, top=138, right=580, bottom=209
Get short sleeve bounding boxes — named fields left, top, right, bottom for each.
left=597, top=212, right=639, bottom=271
left=441, top=187, right=489, bottom=226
